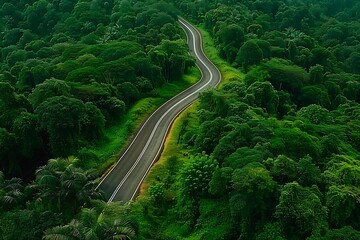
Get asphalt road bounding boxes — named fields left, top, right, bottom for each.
left=97, top=18, right=221, bottom=203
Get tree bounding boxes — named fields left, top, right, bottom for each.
left=0, top=210, right=62, bottom=240
left=180, top=155, right=217, bottom=198
left=266, top=155, right=298, bottom=185
left=94, top=96, right=126, bottom=123
left=270, top=127, right=321, bottom=160
left=224, top=146, right=267, bottom=169
left=12, top=112, right=42, bottom=159
left=0, top=82, right=17, bottom=111
left=236, top=40, right=263, bottom=72
left=216, top=24, right=245, bottom=62
left=118, top=82, right=139, bottom=105
left=298, top=86, right=331, bottom=108
left=149, top=39, right=194, bottom=81
left=345, top=52, right=360, bottom=74
left=81, top=102, right=105, bottom=141
left=276, top=182, right=327, bottom=238
left=309, top=226, right=360, bottom=240
left=297, top=104, right=331, bottom=124
left=322, top=155, right=360, bottom=187
left=43, top=201, right=136, bottom=240
left=231, top=162, right=277, bottom=239
left=160, top=23, right=179, bottom=40
left=35, top=96, right=86, bottom=157
left=247, top=81, right=279, bottom=114
left=287, top=40, right=297, bottom=61
left=0, top=128, right=16, bottom=175
left=256, top=222, right=285, bottom=240
left=29, top=79, right=71, bottom=108
left=212, top=125, right=251, bottom=164
left=31, top=159, right=103, bottom=221
left=209, top=167, right=233, bottom=196
left=311, top=47, right=332, bottom=69
left=195, top=118, right=233, bottom=154
left=309, top=64, right=325, bottom=84
left=0, top=171, right=24, bottom=210
left=326, top=185, right=360, bottom=227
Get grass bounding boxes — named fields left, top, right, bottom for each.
left=197, top=26, right=245, bottom=86
left=87, top=67, right=200, bottom=174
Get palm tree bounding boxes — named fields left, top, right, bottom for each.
left=43, top=201, right=136, bottom=240
left=285, top=27, right=305, bottom=39
left=43, top=219, right=82, bottom=240
left=29, top=159, right=66, bottom=212
left=59, top=163, right=103, bottom=219
left=0, top=171, right=24, bottom=210
left=30, top=159, right=104, bottom=220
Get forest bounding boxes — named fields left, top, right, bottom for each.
left=1, top=0, right=360, bottom=239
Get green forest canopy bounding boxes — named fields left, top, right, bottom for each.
left=0, top=0, right=360, bottom=239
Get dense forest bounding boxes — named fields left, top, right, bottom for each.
left=130, top=0, right=360, bottom=239
left=0, top=0, right=191, bottom=238
left=0, top=0, right=193, bottom=180
left=1, top=0, right=360, bottom=239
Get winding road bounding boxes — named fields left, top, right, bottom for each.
left=97, top=18, right=221, bottom=203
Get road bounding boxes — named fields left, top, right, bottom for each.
left=97, top=18, right=221, bottom=203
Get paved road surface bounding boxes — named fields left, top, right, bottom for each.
left=97, top=18, right=221, bottom=203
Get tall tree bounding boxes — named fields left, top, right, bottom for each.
left=237, top=40, right=263, bottom=72
left=35, top=96, right=86, bottom=157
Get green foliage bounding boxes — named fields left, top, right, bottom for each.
left=180, top=155, right=217, bottom=198
left=29, top=78, right=71, bottom=108
left=310, top=226, right=360, bottom=240
left=270, top=126, right=321, bottom=160
left=256, top=222, right=285, bottom=240
left=276, top=182, right=327, bottom=238
left=0, top=210, right=62, bottom=240
left=81, top=102, right=105, bottom=141
left=0, top=173, right=24, bottom=211
left=247, top=81, right=279, bottom=114
left=237, top=40, right=264, bottom=72
left=30, top=159, right=103, bottom=220
left=326, top=185, right=360, bottom=227
left=297, top=104, right=331, bottom=124
left=43, top=201, right=137, bottom=240
left=130, top=1, right=360, bottom=238
left=12, top=112, right=42, bottom=158
left=35, top=96, right=86, bottom=157
left=2, top=0, right=360, bottom=238
left=194, top=117, right=232, bottom=154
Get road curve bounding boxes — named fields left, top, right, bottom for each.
left=97, top=18, right=221, bottom=203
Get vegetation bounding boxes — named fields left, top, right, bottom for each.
left=127, top=0, right=360, bottom=239
left=1, top=0, right=360, bottom=239
left=0, top=0, right=194, bottom=238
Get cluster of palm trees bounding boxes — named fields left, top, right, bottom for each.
left=30, top=158, right=103, bottom=219
left=0, top=159, right=137, bottom=239
left=0, top=171, right=24, bottom=210
left=43, top=201, right=136, bottom=240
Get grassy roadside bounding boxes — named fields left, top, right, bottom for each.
left=139, top=102, right=199, bottom=193
left=86, top=67, right=200, bottom=174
